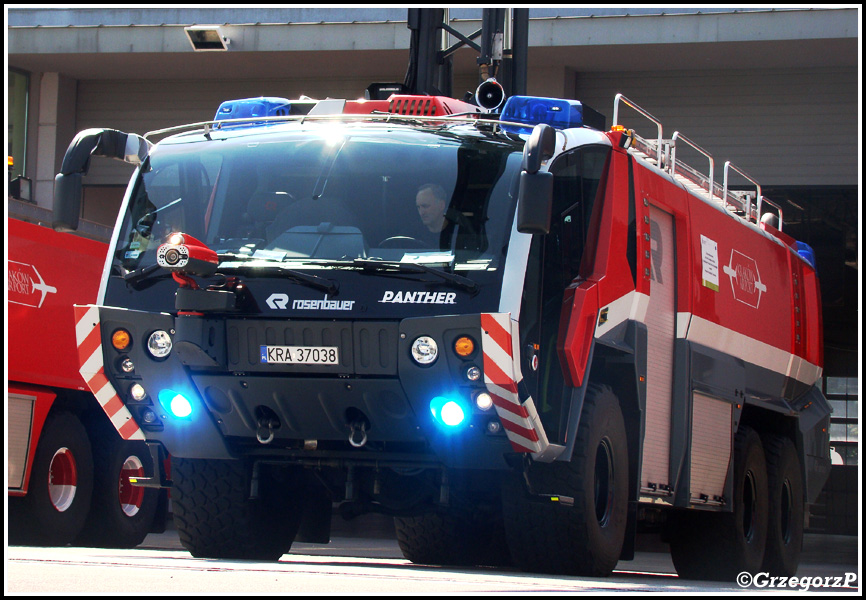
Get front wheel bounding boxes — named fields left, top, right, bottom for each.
left=171, top=458, right=305, bottom=560
left=502, top=384, right=628, bottom=576
left=395, top=508, right=511, bottom=568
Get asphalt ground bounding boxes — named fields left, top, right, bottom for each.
left=140, top=511, right=860, bottom=580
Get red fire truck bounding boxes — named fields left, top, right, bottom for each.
left=53, top=91, right=830, bottom=580
left=8, top=196, right=167, bottom=547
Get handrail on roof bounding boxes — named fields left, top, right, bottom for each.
left=612, top=93, right=663, bottom=166
left=613, top=94, right=782, bottom=231
left=670, top=131, right=714, bottom=203
left=144, top=112, right=504, bottom=141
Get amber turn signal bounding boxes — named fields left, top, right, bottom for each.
left=112, top=328, right=132, bottom=351
left=454, top=336, right=475, bottom=357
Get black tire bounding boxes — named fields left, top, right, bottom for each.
left=8, top=411, right=94, bottom=546
left=761, top=434, right=804, bottom=576
left=669, top=426, right=769, bottom=581
left=502, top=384, right=628, bottom=577
left=395, top=509, right=512, bottom=568
left=171, top=458, right=305, bottom=560
left=73, top=435, right=160, bottom=548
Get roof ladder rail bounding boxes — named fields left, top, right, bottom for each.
left=758, top=196, right=785, bottom=232
left=669, top=131, right=715, bottom=204
left=612, top=94, right=663, bottom=166
left=723, top=161, right=768, bottom=225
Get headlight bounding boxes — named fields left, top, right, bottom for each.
left=147, top=330, right=173, bottom=358
left=411, top=336, right=438, bottom=365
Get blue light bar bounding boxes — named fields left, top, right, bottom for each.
left=501, top=96, right=596, bottom=134
left=213, top=97, right=293, bottom=123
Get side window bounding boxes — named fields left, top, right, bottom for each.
left=547, top=145, right=609, bottom=290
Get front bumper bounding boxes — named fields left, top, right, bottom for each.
left=84, top=306, right=543, bottom=468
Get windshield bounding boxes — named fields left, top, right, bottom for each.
left=109, top=123, right=523, bottom=314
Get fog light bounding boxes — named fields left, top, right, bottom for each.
left=430, top=396, right=467, bottom=428
left=121, top=357, right=135, bottom=373
left=486, top=420, right=502, bottom=434
left=147, top=330, right=172, bottom=358
left=475, top=392, right=494, bottom=411
left=465, top=365, right=482, bottom=381
left=130, top=383, right=147, bottom=401
left=411, top=336, right=438, bottom=365
left=141, top=408, right=158, bottom=423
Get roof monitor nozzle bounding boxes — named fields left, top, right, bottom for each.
left=185, top=26, right=230, bottom=52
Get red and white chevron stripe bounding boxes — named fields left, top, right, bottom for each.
left=74, top=305, right=145, bottom=440
left=480, top=312, right=551, bottom=456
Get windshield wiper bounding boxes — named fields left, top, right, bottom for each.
left=216, top=253, right=338, bottom=295
left=122, top=254, right=338, bottom=296
left=348, top=259, right=479, bottom=294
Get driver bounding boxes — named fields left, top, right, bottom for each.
left=415, top=183, right=455, bottom=249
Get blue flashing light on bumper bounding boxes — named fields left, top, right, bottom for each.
left=158, top=389, right=193, bottom=419
left=430, top=396, right=468, bottom=429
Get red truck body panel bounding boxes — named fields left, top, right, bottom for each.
left=8, top=218, right=107, bottom=390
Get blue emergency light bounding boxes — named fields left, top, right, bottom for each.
left=500, top=96, right=604, bottom=134
left=213, top=97, right=294, bottom=123
left=430, top=395, right=469, bottom=429
left=158, top=388, right=193, bottom=419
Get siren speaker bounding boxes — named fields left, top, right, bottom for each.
left=475, top=79, right=505, bottom=111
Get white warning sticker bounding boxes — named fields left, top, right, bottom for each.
left=700, top=235, right=719, bottom=292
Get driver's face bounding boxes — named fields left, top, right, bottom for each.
left=416, top=189, right=445, bottom=231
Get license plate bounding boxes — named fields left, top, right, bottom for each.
left=260, top=346, right=339, bottom=365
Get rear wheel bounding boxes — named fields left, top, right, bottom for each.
left=171, top=458, right=305, bottom=560
left=502, top=384, right=628, bottom=576
left=8, top=412, right=94, bottom=546
left=761, top=434, right=804, bottom=576
left=669, top=426, right=768, bottom=580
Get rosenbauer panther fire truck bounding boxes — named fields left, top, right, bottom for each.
left=53, top=91, right=831, bottom=580
left=8, top=196, right=167, bottom=547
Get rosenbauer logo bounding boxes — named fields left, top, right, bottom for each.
left=8, top=260, right=58, bottom=308
left=722, top=249, right=767, bottom=309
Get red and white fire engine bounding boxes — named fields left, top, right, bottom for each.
left=53, top=90, right=830, bottom=580
left=8, top=194, right=167, bottom=547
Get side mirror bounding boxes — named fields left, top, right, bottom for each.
left=53, top=128, right=150, bottom=232
left=517, top=123, right=556, bottom=234
left=517, top=171, right=553, bottom=234
left=522, top=123, right=556, bottom=174
left=53, top=173, right=83, bottom=232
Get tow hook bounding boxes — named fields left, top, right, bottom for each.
left=256, top=418, right=279, bottom=444
left=348, top=421, right=368, bottom=448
